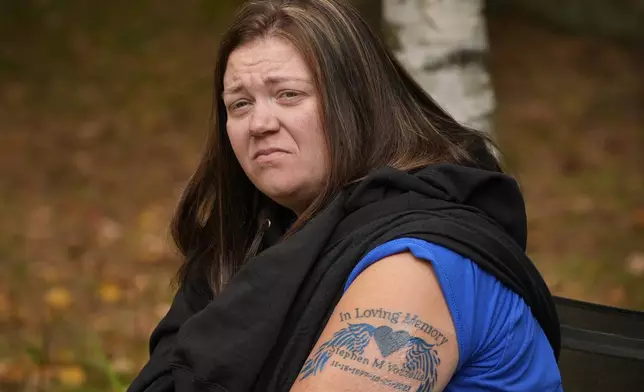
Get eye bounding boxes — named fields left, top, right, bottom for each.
left=278, top=91, right=300, bottom=100
left=229, top=100, right=249, bottom=111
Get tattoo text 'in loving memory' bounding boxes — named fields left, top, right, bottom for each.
left=340, top=307, right=449, bottom=346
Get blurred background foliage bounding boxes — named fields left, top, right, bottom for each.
left=0, top=0, right=642, bottom=391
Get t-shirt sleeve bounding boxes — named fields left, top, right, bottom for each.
left=343, top=238, right=562, bottom=391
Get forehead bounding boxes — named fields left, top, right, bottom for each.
left=223, top=37, right=312, bottom=87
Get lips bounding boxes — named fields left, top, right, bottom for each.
left=253, top=147, right=288, bottom=159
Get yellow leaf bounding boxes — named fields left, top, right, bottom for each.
left=99, top=283, right=122, bottom=304
left=44, top=287, right=73, bottom=310
left=56, top=365, right=86, bottom=387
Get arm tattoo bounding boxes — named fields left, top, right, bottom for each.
left=299, top=307, right=448, bottom=392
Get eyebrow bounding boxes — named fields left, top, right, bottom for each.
left=222, top=76, right=312, bottom=97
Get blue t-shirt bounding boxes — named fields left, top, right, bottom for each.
left=344, top=238, right=563, bottom=391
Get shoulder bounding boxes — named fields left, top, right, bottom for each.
left=340, top=238, right=562, bottom=390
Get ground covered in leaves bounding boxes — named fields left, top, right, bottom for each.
left=0, top=2, right=642, bottom=391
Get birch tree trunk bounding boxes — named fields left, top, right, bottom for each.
left=383, top=0, right=495, bottom=136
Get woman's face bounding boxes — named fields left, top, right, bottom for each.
left=223, top=37, right=328, bottom=215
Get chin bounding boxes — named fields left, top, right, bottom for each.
left=250, top=168, right=323, bottom=211
left=259, top=178, right=302, bottom=203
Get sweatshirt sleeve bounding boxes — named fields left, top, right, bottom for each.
left=127, top=280, right=211, bottom=392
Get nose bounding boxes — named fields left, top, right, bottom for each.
left=249, top=100, right=279, bottom=137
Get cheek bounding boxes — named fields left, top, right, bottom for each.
left=287, top=108, right=325, bottom=154
left=301, top=115, right=327, bottom=172
left=225, top=122, right=248, bottom=162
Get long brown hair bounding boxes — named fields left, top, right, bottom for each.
left=172, top=0, right=500, bottom=294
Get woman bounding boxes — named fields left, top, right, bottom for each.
left=129, top=0, right=562, bottom=391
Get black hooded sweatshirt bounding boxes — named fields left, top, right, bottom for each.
left=127, top=163, right=560, bottom=392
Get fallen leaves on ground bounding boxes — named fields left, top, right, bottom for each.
left=625, top=251, right=644, bottom=277
left=44, top=287, right=73, bottom=310
left=632, top=208, right=644, bottom=229
left=55, top=365, right=87, bottom=387
left=0, top=293, right=10, bottom=321
left=99, top=283, right=123, bottom=304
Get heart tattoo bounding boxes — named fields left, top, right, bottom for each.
left=300, top=322, right=441, bottom=390
left=373, top=326, right=411, bottom=357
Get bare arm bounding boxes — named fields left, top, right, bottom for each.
left=291, top=252, right=459, bottom=392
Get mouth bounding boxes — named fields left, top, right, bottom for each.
left=253, top=148, right=288, bottom=160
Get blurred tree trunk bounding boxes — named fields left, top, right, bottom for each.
left=382, top=0, right=495, bottom=136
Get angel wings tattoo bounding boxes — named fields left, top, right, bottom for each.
left=299, top=323, right=441, bottom=392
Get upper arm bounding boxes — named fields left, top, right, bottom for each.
left=290, top=252, right=459, bottom=392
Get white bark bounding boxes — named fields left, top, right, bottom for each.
left=383, top=0, right=495, bottom=135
